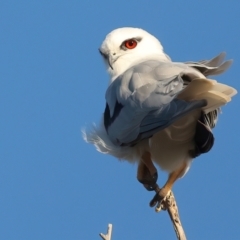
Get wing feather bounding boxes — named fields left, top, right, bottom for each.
left=105, top=60, right=206, bottom=146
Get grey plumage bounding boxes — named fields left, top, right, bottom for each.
left=105, top=60, right=208, bottom=146
left=83, top=27, right=237, bottom=175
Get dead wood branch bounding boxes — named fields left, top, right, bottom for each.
left=161, top=191, right=187, bottom=240
left=99, top=224, right=112, bottom=240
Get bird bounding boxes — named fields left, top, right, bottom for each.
left=83, top=27, right=237, bottom=211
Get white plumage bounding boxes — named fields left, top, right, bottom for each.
left=83, top=27, right=237, bottom=209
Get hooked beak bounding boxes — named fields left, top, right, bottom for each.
left=99, top=49, right=117, bottom=70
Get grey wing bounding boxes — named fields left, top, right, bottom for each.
left=104, top=61, right=206, bottom=146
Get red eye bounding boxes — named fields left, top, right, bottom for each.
left=124, top=39, right=137, bottom=49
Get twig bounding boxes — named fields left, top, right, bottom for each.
left=98, top=193, right=186, bottom=240
left=161, top=191, right=187, bottom=240
left=99, top=224, right=113, bottom=240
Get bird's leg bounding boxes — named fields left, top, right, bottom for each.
left=150, top=162, right=188, bottom=209
left=137, top=152, right=158, bottom=191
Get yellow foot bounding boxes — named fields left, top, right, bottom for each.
left=149, top=187, right=170, bottom=212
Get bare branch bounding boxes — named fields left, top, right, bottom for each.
left=99, top=192, right=186, bottom=240
left=159, top=191, right=187, bottom=240
left=99, top=224, right=113, bottom=240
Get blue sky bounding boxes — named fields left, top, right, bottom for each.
left=1, top=1, right=240, bottom=239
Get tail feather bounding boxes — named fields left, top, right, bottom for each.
left=210, top=81, right=237, bottom=97
left=198, top=52, right=226, bottom=66
left=178, top=78, right=237, bottom=112
left=185, top=52, right=233, bottom=76
left=178, top=78, right=216, bottom=100
left=199, top=90, right=230, bottom=113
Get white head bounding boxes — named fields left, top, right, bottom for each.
left=99, top=27, right=170, bottom=82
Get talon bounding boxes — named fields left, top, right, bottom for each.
left=149, top=188, right=170, bottom=209
left=137, top=152, right=159, bottom=191
left=149, top=195, right=158, bottom=207
left=155, top=196, right=168, bottom=212
left=137, top=162, right=158, bottom=191
left=155, top=202, right=162, bottom=212
left=143, top=182, right=158, bottom=191
left=138, top=171, right=158, bottom=184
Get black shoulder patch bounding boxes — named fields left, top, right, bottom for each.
left=104, top=101, right=123, bottom=131
left=192, top=112, right=214, bottom=158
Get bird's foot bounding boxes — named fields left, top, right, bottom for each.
left=149, top=187, right=170, bottom=212
left=138, top=172, right=158, bottom=191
